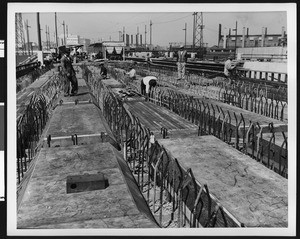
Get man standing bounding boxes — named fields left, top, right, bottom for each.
left=61, top=47, right=78, bottom=96
left=100, top=62, right=108, bottom=79
left=141, top=76, right=157, bottom=100
left=177, top=45, right=187, bottom=81
left=224, top=55, right=236, bottom=84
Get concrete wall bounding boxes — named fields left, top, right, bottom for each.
left=243, top=61, right=287, bottom=74
left=237, top=47, right=287, bottom=62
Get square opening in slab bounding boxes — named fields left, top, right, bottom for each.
left=66, top=173, right=109, bottom=194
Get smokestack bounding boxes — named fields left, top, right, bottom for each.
left=126, top=34, right=129, bottom=46
left=229, top=28, right=231, bottom=37
left=265, top=27, right=267, bottom=36
left=218, top=24, right=222, bottom=47
left=261, top=27, right=265, bottom=47
left=281, top=26, right=285, bottom=37
left=140, top=35, right=142, bottom=46
left=246, top=28, right=249, bottom=38
left=223, top=29, right=227, bottom=49
left=131, top=35, right=133, bottom=45
left=242, top=27, right=245, bottom=48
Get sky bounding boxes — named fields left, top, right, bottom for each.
left=18, top=4, right=288, bottom=47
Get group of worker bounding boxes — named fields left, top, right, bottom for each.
left=124, top=63, right=157, bottom=100
left=176, top=44, right=237, bottom=82
left=61, top=47, right=110, bottom=97
left=61, top=44, right=236, bottom=98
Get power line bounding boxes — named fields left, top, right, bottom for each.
left=154, top=14, right=191, bottom=24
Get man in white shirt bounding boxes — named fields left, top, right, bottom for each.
left=141, top=76, right=157, bottom=99
left=177, top=45, right=187, bottom=81
left=125, top=66, right=136, bottom=81
left=224, top=55, right=236, bottom=78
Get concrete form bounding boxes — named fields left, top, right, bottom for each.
left=159, top=135, right=288, bottom=227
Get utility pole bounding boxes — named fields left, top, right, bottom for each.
left=137, top=26, right=139, bottom=46
left=48, top=26, right=50, bottom=49
left=62, top=21, right=66, bottom=45
left=55, top=12, right=58, bottom=48
left=183, top=23, right=187, bottom=47
left=37, top=13, right=42, bottom=51
left=45, top=25, right=48, bottom=50
left=192, top=12, right=196, bottom=48
left=145, top=25, right=147, bottom=45
left=150, top=20, right=152, bottom=46
left=25, top=20, right=31, bottom=55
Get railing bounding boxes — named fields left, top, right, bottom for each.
left=237, top=68, right=287, bottom=84
left=82, top=65, right=243, bottom=227
left=16, top=73, right=64, bottom=184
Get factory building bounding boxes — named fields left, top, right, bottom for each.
left=218, top=25, right=287, bottom=48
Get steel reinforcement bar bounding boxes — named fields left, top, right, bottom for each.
left=135, top=63, right=287, bottom=121
left=148, top=87, right=288, bottom=178
left=81, top=64, right=243, bottom=228
left=88, top=64, right=288, bottom=178
left=16, top=73, right=64, bottom=184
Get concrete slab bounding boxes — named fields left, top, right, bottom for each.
left=159, top=135, right=288, bottom=227
left=46, top=103, right=107, bottom=137
left=17, top=143, right=158, bottom=229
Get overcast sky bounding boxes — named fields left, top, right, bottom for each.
left=18, top=4, right=287, bottom=47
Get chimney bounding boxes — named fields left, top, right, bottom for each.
left=261, top=27, right=265, bottom=47
left=223, top=29, right=227, bottom=49
left=218, top=24, right=222, bottom=47
left=281, top=26, right=285, bottom=37
left=246, top=28, right=249, bottom=38
left=242, top=27, right=245, bottom=48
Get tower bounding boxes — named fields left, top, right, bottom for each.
left=193, top=12, right=204, bottom=52
left=15, top=13, right=26, bottom=54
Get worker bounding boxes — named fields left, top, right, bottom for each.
left=141, top=76, right=157, bottom=100
left=61, top=47, right=78, bottom=96
left=124, top=64, right=137, bottom=84
left=176, top=45, right=187, bottom=81
left=224, top=55, right=236, bottom=84
left=100, top=62, right=108, bottom=79
left=146, top=53, right=152, bottom=70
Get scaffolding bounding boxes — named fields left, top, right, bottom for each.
left=15, top=13, right=26, bottom=55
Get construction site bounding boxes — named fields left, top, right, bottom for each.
left=10, top=9, right=291, bottom=235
